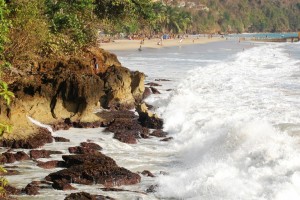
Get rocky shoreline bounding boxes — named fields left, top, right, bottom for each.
left=0, top=47, right=167, bottom=199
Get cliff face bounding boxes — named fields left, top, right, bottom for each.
left=0, top=48, right=145, bottom=140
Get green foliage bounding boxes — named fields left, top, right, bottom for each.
left=0, top=175, right=8, bottom=197
left=0, top=0, right=10, bottom=57
left=45, top=0, right=98, bottom=53
left=0, top=167, right=8, bottom=197
left=0, top=81, right=14, bottom=106
left=0, top=80, right=14, bottom=136
left=191, top=0, right=300, bottom=33
left=4, top=0, right=50, bottom=63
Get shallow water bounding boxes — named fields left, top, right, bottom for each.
left=5, top=40, right=300, bottom=199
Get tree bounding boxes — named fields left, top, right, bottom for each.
left=0, top=0, right=10, bottom=58
left=45, top=0, right=98, bottom=54
left=4, top=0, right=50, bottom=64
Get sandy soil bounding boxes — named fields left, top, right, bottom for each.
left=99, top=36, right=225, bottom=51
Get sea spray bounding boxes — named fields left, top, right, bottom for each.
left=155, top=43, right=300, bottom=199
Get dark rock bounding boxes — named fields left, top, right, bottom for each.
left=146, top=185, right=158, bottom=193
left=4, top=185, right=21, bottom=195
left=103, top=111, right=149, bottom=143
left=54, top=137, right=70, bottom=142
left=23, top=183, right=39, bottom=195
left=49, top=150, right=63, bottom=155
left=52, top=121, right=72, bottom=131
left=0, top=154, right=7, bottom=164
left=52, top=179, right=76, bottom=190
left=80, top=142, right=102, bottom=150
left=68, top=146, right=98, bottom=154
left=141, top=170, right=155, bottom=177
left=45, top=153, right=141, bottom=188
left=62, top=153, right=116, bottom=168
left=143, top=87, right=152, bottom=99
left=1, top=151, right=30, bottom=164
left=145, top=103, right=154, bottom=110
left=37, top=160, right=66, bottom=169
left=160, top=137, right=173, bottom=142
left=136, top=103, right=163, bottom=129
left=155, top=79, right=170, bottom=81
left=72, top=121, right=103, bottom=128
left=2, top=152, right=16, bottom=163
left=65, top=192, right=115, bottom=200
left=150, top=130, right=168, bottom=138
left=150, top=87, right=160, bottom=94
left=30, top=150, right=61, bottom=159
left=145, top=82, right=162, bottom=87
left=30, top=150, right=51, bottom=159
left=65, top=192, right=95, bottom=200
left=14, top=151, right=30, bottom=161
left=113, top=131, right=137, bottom=144
left=0, top=128, right=53, bottom=149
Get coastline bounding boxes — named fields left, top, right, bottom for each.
left=99, top=37, right=225, bottom=51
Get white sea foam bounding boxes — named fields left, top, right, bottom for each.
left=27, top=116, right=53, bottom=133
left=154, top=43, right=300, bottom=199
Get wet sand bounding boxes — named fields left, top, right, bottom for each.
left=99, top=37, right=224, bottom=51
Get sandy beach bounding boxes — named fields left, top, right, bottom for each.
left=99, top=36, right=225, bottom=51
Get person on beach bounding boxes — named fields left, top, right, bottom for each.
left=91, top=56, right=99, bottom=73
left=138, top=45, right=142, bottom=51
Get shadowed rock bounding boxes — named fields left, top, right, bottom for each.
left=0, top=128, right=53, bottom=149
left=136, top=103, right=163, bottom=129
left=23, top=183, right=40, bottom=195
left=150, top=130, right=168, bottom=138
left=101, top=110, right=149, bottom=144
left=45, top=153, right=140, bottom=189
left=54, top=137, right=70, bottom=142
left=30, top=149, right=63, bottom=159
left=65, top=192, right=115, bottom=200
left=141, top=170, right=155, bottom=177
left=1, top=151, right=30, bottom=164
left=37, top=160, right=66, bottom=169
left=150, top=87, right=160, bottom=94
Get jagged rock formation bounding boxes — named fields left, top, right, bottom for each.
left=0, top=47, right=145, bottom=143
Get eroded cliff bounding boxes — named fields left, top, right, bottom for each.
left=0, top=47, right=145, bottom=143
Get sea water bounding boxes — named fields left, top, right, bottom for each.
left=6, top=39, right=300, bottom=200
left=115, top=40, right=300, bottom=199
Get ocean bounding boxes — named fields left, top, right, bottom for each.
left=115, top=39, right=300, bottom=200
left=6, top=39, right=300, bottom=200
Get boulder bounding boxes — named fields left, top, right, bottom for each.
left=150, top=130, right=168, bottom=138
left=45, top=153, right=141, bottom=189
left=29, top=150, right=62, bottom=159
left=65, top=192, right=115, bottom=200
left=101, top=110, right=149, bottom=144
left=136, top=103, right=163, bottom=129
left=141, top=170, right=155, bottom=177
left=68, top=146, right=98, bottom=154
left=150, top=87, right=160, bottom=94
left=52, top=179, right=76, bottom=191
left=14, top=151, right=30, bottom=161
left=0, top=128, right=53, bottom=149
left=4, top=185, right=21, bottom=195
left=23, top=183, right=39, bottom=195
left=54, top=137, right=70, bottom=142
left=80, top=142, right=102, bottom=150
left=37, top=160, right=66, bottom=169
left=143, top=87, right=152, bottom=99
